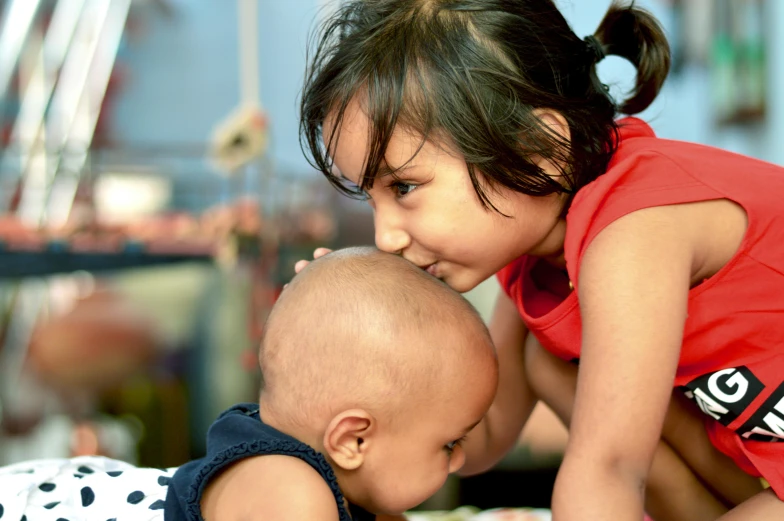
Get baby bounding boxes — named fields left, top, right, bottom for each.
left=0, top=247, right=498, bottom=521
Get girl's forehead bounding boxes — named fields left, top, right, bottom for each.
left=327, top=100, right=454, bottom=166
left=323, top=106, right=370, bottom=181
left=323, top=99, right=367, bottom=149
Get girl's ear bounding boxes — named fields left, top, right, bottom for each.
left=529, top=109, right=572, bottom=190
left=533, top=108, right=571, bottom=144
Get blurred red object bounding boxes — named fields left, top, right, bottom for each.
left=27, top=289, right=160, bottom=393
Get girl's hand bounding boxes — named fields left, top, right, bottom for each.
left=293, top=248, right=333, bottom=274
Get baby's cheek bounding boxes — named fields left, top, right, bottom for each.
left=448, top=449, right=466, bottom=474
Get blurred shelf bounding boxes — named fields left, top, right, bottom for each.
left=0, top=238, right=215, bottom=278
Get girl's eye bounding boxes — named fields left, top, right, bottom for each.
left=391, top=181, right=418, bottom=198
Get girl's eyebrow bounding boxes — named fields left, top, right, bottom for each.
left=376, top=162, right=413, bottom=178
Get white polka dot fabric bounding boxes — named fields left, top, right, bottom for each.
left=0, top=456, right=174, bottom=521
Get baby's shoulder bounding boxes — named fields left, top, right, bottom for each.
left=236, top=453, right=335, bottom=491
left=202, top=455, right=340, bottom=521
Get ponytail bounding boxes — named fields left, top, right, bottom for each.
left=593, top=1, right=671, bottom=115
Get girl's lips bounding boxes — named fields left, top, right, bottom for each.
left=425, top=263, right=438, bottom=277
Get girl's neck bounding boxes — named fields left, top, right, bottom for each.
left=543, top=252, right=567, bottom=270
left=527, top=218, right=566, bottom=268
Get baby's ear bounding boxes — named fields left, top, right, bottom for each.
left=323, top=409, right=374, bottom=470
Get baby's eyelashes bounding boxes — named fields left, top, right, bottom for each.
left=444, top=435, right=467, bottom=456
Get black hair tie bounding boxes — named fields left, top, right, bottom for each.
left=583, top=35, right=606, bottom=64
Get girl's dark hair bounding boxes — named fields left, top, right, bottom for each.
left=300, top=0, right=670, bottom=210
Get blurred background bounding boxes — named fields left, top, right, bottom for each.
left=0, top=0, right=776, bottom=512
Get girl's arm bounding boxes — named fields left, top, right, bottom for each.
left=459, top=291, right=538, bottom=475
left=552, top=205, right=694, bottom=521
left=528, top=339, right=730, bottom=521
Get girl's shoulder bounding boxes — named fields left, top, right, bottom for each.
left=571, top=118, right=784, bottom=230
left=565, top=120, right=784, bottom=283
left=592, top=118, right=784, bottom=201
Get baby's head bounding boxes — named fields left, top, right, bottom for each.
left=259, top=247, right=497, bottom=515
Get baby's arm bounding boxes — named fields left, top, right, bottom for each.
left=551, top=206, right=694, bottom=521
left=459, top=291, right=538, bottom=475
left=201, top=455, right=340, bottom=521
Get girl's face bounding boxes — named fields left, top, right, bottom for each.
left=327, top=99, right=567, bottom=292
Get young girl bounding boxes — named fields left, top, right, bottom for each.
left=297, top=1, right=784, bottom=520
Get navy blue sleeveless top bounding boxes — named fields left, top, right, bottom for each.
left=164, top=403, right=374, bottom=521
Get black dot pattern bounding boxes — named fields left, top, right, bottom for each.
left=127, top=491, right=145, bottom=505
left=107, top=518, right=117, bottom=521
left=5, top=460, right=171, bottom=518
left=0, top=503, right=3, bottom=518
left=81, top=487, right=95, bottom=507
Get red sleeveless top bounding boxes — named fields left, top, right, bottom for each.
left=498, top=118, right=784, bottom=498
